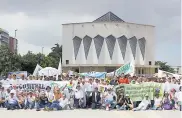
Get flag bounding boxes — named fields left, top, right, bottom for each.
left=33, top=64, right=43, bottom=76
left=58, top=58, right=62, bottom=75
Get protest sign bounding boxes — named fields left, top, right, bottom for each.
left=114, top=82, right=164, bottom=101
left=8, top=71, right=27, bottom=79
left=115, top=62, right=135, bottom=76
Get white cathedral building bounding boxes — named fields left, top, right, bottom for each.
left=62, top=12, right=158, bottom=75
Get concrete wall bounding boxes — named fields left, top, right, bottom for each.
left=62, top=22, right=155, bottom=67
left=62, top=66, right=156, bottom=75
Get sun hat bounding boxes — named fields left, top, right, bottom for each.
left=145, top=94, right=149, bottom=97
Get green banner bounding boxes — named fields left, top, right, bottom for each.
left=115, top=82, right=164, bottom=101
left=115, top=62, right=134, bottom=76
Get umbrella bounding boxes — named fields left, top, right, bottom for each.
left=38, top=67, right=59, bottom=76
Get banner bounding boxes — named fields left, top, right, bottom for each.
left=79, top=72, right=106, bottom=79
left=158, top=69, right=182, bottom=79
left=8, top=71, right=27, bottom=79
left=2, top=80, right=69, bottom=91
left=115, top=62, right=135, bottom=76
left=114, top=82, right=164, bottom=101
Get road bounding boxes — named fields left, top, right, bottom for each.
left=0, top=109, right=181, bottom=118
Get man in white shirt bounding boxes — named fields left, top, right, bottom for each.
left=6, top=91, right=18, bottom=110
left=85, top=79, right=94, bottom=108
left=133, top=94, right=151, bottom=111
left=59, top=94, right=70, bottom=110
left=74, top=85, right=84, bottom=108
left=152, top=94, right=162, bottom=110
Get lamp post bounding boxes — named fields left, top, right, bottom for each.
left=15, top=29, right=18, bottom=38
left=42, top=47, right=44, bottom=55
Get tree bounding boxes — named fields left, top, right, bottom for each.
left=155, top=61, right=175, bottom=73
left=21, top=51, right=40, bottom=74
left=48, top=43, right=62, bottom=68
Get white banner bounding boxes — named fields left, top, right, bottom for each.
left=1, top=80, right=69, bottom=91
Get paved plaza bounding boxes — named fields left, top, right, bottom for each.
left=0, top=109, right=181, bottom=118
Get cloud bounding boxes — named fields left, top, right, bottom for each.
left=0, top=0, right=181, bottom=65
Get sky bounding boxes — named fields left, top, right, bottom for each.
left=0, top=0, right=181, bottom=66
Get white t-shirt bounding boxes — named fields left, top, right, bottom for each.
left=154, top=98, right=162, bottom=107
left=176, top=91, right=182, bottom=101
left=46, top=91, right=54, bottom=102
left=106, top=93, right=114, bottom=101
left=85, top=83, right=93, bottom=92
left=141, top=99, right=151, bottom=106
left=74, top=90, right=84, bottom=99
left=59, top=98, right=68, bottom=108
left=8, top=96, right=18, bottom=104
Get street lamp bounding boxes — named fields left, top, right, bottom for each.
left=42, top=47, right=44, bottom=55
left=15, top=29, right=18, bottom=38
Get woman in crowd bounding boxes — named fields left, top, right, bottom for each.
left=17, top=92, right=25, bottom=109
left=24, top=91, right=35, bottom=109
left=48, top=87, right=62, bottom=111
left=162, top=92, right=173, bottom=110
left=169, top=88, right=176, bottom=109
left=35, top=91, right=49, bottom=111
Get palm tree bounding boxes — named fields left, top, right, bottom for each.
left=49, top=43, right=62, bottom=63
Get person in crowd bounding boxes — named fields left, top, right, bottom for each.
left=80, top=81, right=86, bottom=108
left=85, top=79, right=93, bottom=108
left=169, top=88, right=176, bottom=109
left=110, top=77, right=118, bottom=85
left=74, top=85, right=84, bottom=108
left=0, top=87, right=6, bottom=108
left=135, top=77, right=142, bottom=84
left=24, top=91, right=35, bottom=109
left=45, top=86, right=54, bottom=107
left=133, top=94, right=151, bottom=111
left=47, top=87, right=62, bottom=111
left=171, top=77, right=177, bottom=84
left=91, top=87, right=101, bottom=109
left=6, top=91, right=19, bottom=110
left=174, top=86, right=182, bottom=111
left=118, top=75, right=129, bottom=84
left=116, top=93, right=126, bottom=110
left=59, top=94, right=70, bottom=110
left=152, top=94, right=162, bottom=110
left=124, top=94, right=133, bottom=110
left=66, top=87, right=74, bottom=109
left=104, top=88, right=117, bottom=111
left=35, top=91, right=49, bottom=111
left=17, top=92, right=25, bottom=109
left=5, top=88, right=10, bottom=100
left=162, top=92, right=173, bottom=110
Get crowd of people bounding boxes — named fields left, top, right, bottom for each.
left=0, top=74, right=181, bottom=111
